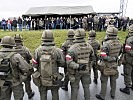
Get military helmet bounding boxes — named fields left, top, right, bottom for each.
left=106, top=27, right=118, bottom=36
left=109, top=19, right=115, bottom=25
left=67, top=29, right=75, bottom=36
left=89, top=30, right=96, bottom=37
left=128, top=24, right=133, bottom=33
left=1, top=36, right=15, bottom=47
left=14, top=34, right=23, bottom=42
left=75, top=29, right=86, bottom=39
left=41, top=30, right=54, bottom=41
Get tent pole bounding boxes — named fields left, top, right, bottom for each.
left=45, top=15, right=47, bottom=29
left=70, top=15, right=71, bottom=29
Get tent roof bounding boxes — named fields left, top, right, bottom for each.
left=23, top=6, right=94, bottom=16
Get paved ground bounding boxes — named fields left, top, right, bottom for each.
left=11, top=65, right=133, bottom=100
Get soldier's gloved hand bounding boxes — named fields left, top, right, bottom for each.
left=78, top=64, right=86, bottom=71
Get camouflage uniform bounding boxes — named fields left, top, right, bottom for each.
left=0, top=36, right=32, bottom=100
left=88, top=30, right=100, bottom=84
left=120, top=24, right=133, bottom=95
left=32, top=30, right=65, bottom=100
left=14, top=34, right=34, bottom=99
left=66, top=29, right=95, bottom=100
left=96, top=27, right=122, bottom=100
left=61, top=29, right=75, bottom=91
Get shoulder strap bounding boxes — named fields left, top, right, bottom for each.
left=5, top=52, right=16, bottom=59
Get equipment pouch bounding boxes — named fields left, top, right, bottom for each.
left=97, top=60, right=106, bottom=72
left=77, top=59, right=89, bottom=74
left=103, top=67, right=118, bottom=76
left=69, top=75, right=75, bottom=83
left=32, top=71, right=41, bottom=86
left=41, top=77, right=53, bottom=86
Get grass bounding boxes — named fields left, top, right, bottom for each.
left=0, top=29, right=127, bottom=54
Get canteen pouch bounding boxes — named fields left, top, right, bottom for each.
left=32, top=71, right=41, bottom=86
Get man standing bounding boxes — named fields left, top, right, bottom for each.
left=32, top=30, right=65, bottom=100
left=96, top=27, right=122, bottom=100
left=120, top=24, right=133, bottom=95
left=87, top=30, right=100, bottom=84
left=14, top=34, right=35, bottom=99
left=61, top=29, right=75, bottom=91
left=66, top=29, right=95, bottom=100
left=0, top=36, right=32, bottom=100
left=18, top=17, right=23, bottom=31
left=12, top=17, right=17, bottom=31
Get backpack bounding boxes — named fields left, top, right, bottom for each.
left=0, top=52, right=15, bottom=80
left=40, top=47, right=57, bottom=86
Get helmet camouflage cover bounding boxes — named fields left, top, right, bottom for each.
left=89, top=30, right=96, bottom=37
left=41, top=30, right=54, bottom=41
left=14, top=34, right=23, bottom=43
left=1, top=36, right=15, bottom=47
left=75, top=29, right=86, bottom=39
left=67, top=29, right=75, bottom=36
left=106, top=27, right=118, bottom=36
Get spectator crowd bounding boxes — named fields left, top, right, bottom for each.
left=1, top=15, right=133, bottom=31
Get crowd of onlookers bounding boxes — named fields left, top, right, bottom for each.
left=1, top=15, right=133, bottom=31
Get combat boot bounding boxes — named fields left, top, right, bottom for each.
left=28, top=91, right=35, bottom=99
left=93, top=78, right=98, bottom=84
left=111, top=95, right=115, bottom=99
left=95, top=94, right=104, bottom=100
left=120, top=86, right=130, bottom=95
left=61, top=84, right=68, bottom=91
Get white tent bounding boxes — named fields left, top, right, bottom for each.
left=23, top=6, right=95, bottom=16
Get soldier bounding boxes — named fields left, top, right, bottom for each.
left=14, top=34, right=35, bottom=99
left=96, top=27, right=122, bottom=100
left=32, top=30, right=65, bottom=100
left=120, top=24, right=133, bottom=95
left=0, top=36, right=32, bottom=100
left=66, top=29, right=95, bottom=100
left=102, top=19, right=116, bottom=44
left=61, top=29, right=75, bottom=91
left=87, top=30, right=100, bottom=84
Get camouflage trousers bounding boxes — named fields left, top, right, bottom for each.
left=92, top=64, right=98, bottom=79
left=39, top=85, right=59, bottom=100
left=0, top=83, right=24, bottom=100
left=63, top=68, right=69, bottom=86
left=123, top=63, right=133, bottom=87
left=24, top=76, right=32, bottom=96
left=70, top=73, right=91, bottom=100
left=99, top=73, right=118, bottom=99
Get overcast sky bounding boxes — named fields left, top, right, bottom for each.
left=0, top=0, right=132, bottom=19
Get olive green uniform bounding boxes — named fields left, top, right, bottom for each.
left=32, top=30, right=65, bottom=100
left=61, top=37, right=74, bottom=88
left=121, top=36, right=133, bottom=90
left=96, top=39, right=121, bottom=99
left=33, top=45, right=65, bottom=100
left=66, top=29, right=95, bottom=100
left=88, top=36, right=100, bottom=81
left=14, top=45, right=34, bottom=98
left=0, top=48, right=32, bottom=100
left=119, top=25, right=133, bottom=95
